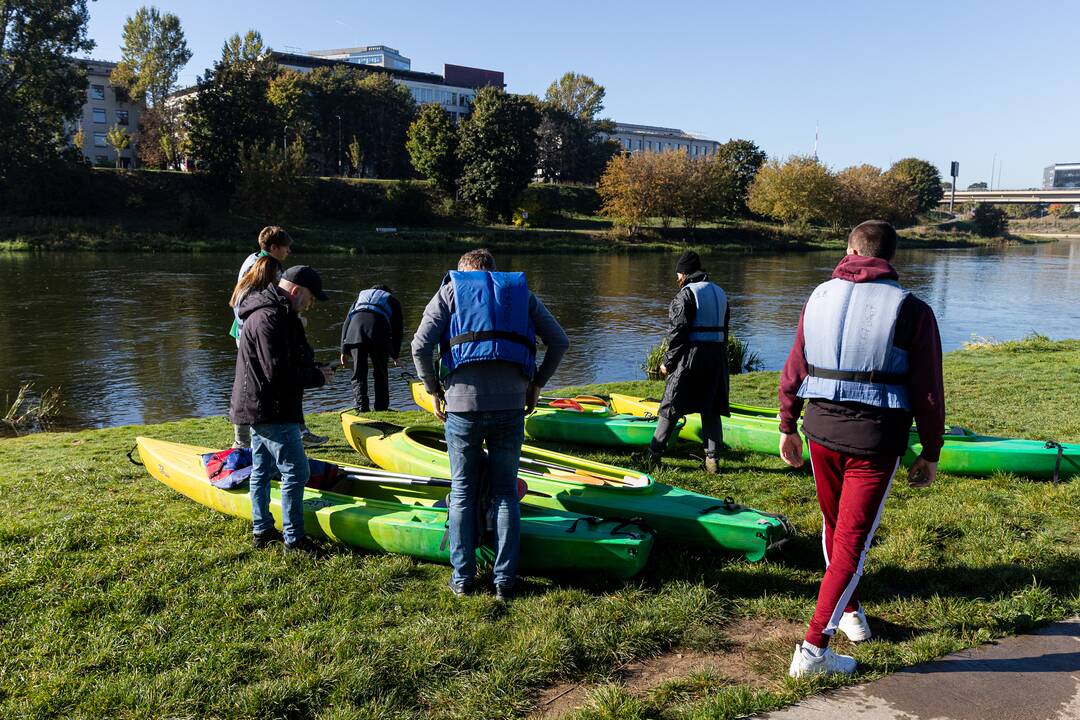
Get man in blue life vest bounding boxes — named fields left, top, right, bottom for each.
left=778, top=220, right=945, bottom=677
left=340, top=283, right=404, bottom=411
left=411, top=249, right=569, bottom=601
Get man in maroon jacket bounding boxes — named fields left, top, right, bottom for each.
left=778, top=220, right=945, bottom=677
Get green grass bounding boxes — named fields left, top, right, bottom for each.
left=1, top=337, right=1078, bottom=718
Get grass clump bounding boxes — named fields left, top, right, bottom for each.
left=0, top=335, right=1078, bottom=718
left=2, top=383, right=63, bottom=437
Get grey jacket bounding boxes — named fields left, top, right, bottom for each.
left=411, top=279, right=569, bottom=413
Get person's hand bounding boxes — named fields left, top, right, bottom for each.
left=659, top=364, right=668, bottom=378
left=339, top=353, right=349, bottom=367
left=908, top=456, right=937, bottom=488
left=432, top=388, right=447, bottom=422
left=319, top=364, right=334, bottom=384
left=779, top=431, right=804, bottom=468
left=525, top=384, right=541, bottom=414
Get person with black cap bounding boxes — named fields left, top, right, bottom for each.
left=643, top=250, right=730, bottom=473
left=230, top=264, right=334, bottom=555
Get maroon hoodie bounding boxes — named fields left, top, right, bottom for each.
left=778, top=255, right=945, bottom=462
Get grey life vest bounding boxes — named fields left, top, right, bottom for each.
left=348, top=288, right=392, bottom=323
left=686, top=281, right=728, bottom=343
left=797, top=278, right=911, bottom=410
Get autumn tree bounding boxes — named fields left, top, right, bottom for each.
left=105, top=125, right=132, bottom=168
left=834, top=164, right=918, bottom=227
left=544, top=71, right=605, bottom=121
left=885, top=157, right=943, bottom=214
left=747, top=156, right=837, bottom=225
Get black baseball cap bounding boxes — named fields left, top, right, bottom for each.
left=282, top=265, right=328, bottom=301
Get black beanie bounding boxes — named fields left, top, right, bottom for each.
left=675, top=250, right=701, bottom=275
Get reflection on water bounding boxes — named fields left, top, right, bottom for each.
left=1, top=240, right=1077, bottom=428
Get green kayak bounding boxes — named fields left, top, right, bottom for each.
left=135, top=436, right=653, bottom=578
left=609, top=394, right=1078, bottom=479
left=342, top=413, right=792, bottom=561
left=410, top=382, right=667, bottom=447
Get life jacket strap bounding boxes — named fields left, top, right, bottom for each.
left=806, top=364, right=908, bottom=385
left=446, top=330, right=536, bottom=352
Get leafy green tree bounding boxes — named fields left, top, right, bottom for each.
left=886, top=157, right=943, bottom=214
left=109, top=6, right=191, bottom=169
left=233, top=139, right=310, bottom=222
left=967, top=181, right=988, bottom=190
left=971, top=202, right=1008, bottom=237
left=406, top=103, right=460, bottom=195
left=105, top=125, right=132, bottom=168
left=457, top=87, right=540, bottom=220
left=186, top=30, right=278, bottom=185
left=712, top=139, right=766, bottom=217
left=544, top=71, right=605, bottom=121
left=267, top=69, right=312, bottom=152
left=0, top=0, right=94, bottom=211
left=535, top=103, right=618, bottom=184
left=347, top=135, right=363, bottom=177
left=747, top=155, right=837, bottom=225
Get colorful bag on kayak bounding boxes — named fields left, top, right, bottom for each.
left=307, top=459, right=340, bottom=490
left=201, top=448, right=253, bottom=489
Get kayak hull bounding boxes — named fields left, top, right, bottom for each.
left=135, top=436, right=653, bottom=578
left=340, top=414, right=791, bottom=561
left=410, top=382, right=661, bottom=447
left=609, top=394, right=1079, bottom=479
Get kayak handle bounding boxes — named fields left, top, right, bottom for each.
left=1045, top=441, right=1064, bottom=484
left=126, top=444, right=143, bottom=466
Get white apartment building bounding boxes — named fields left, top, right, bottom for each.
left=607, top=122, right=721, bottom=157
left=70, top=59, right=143, bottom=167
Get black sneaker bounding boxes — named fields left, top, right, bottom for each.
left=254, top=529, right=284, bottom=549
left=448, top=577, right=476, bottom=597
left=283, top=536, right=324, bottom=557
left=494, top=584, right=514, bottom=602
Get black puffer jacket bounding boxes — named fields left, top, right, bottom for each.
left=658, top=271, right=731, bottom=419
left=229, top=285, right=325, bottom=425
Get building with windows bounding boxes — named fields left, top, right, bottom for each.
left=305, top=45, right=412, bottom=71
left=606, top=123, right=721, bottom=157
left=70, top=59, right=143, bottom=167
left=276, top=47, right=504, bottom=124
left=1043, top=163, right=1080, bottom=189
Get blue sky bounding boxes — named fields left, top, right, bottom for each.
left=85, top=0, right=1077, bottom=188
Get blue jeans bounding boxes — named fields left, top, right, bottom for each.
left=250, top=423, right=310, bottom=544
left=444, top=409, right=525, bottom=587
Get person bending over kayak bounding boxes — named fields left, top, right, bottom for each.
left=230, top=265, right=334, bottom=555
left=411, top=249, right=569, bottom=601
left=643, top=250, right=730, bottom=474
left=340, top=283, right=404, bottom=412
left=778, top=220, right=945, bottom=678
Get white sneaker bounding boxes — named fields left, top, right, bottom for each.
left=788, top=643, right=857, bottom=678
left=838, top=607, right=872, bottom=642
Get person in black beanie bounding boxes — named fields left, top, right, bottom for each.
left=644, top=250, right=731, bottom=473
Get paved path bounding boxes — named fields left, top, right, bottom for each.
left=757, top=618, right=1080, bottom=720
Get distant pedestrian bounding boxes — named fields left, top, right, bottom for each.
left=411, top=249, right=568, bottom=601
left=643, top=250, right=730, bottom=473
left=779, top=220, right=945, bottom=677
left=340, top=284, right=404, bottom=412
left=230, top=264, right=334, bottom=555
left=230, top=226, right=292, bottom=449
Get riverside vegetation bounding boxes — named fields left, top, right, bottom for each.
left=1, top=336, right=1077, bottom=719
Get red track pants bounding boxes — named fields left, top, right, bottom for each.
left=805, top=440, right=900, bottom=648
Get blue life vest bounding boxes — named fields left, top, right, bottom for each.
left=685, top=281, right=728, bottom=343
left=439, top=271, right=536, bottom=378
left=347, top=288, right=393, bottom=323
left=797, top=278, right=911, bottom=410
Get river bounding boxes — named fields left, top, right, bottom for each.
left=1, top=240, right=1077, bottom=428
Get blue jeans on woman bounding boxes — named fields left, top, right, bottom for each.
left=444, top=409, right=524, bottom=588
left=250, top=423, right=310, bottom=545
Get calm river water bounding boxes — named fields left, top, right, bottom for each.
left=1, top=240, right=1077, bottom=428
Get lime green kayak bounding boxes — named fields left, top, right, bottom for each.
left=410, top=382, right=665, bottom=447
left=609, top=394, right=1078, bottom=479
left=341, top=413, right=792, bottom=561
left=135, top=436, right=653, bottom=578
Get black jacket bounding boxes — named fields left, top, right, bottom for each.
left=658, top=271, right=731, bottom=419
left=340, top=294, right=404, bottom=359
left=230, top=285, right=325, bottom=425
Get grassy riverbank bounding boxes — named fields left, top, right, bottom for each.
left=1, top=337, right=1077, bottom=719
